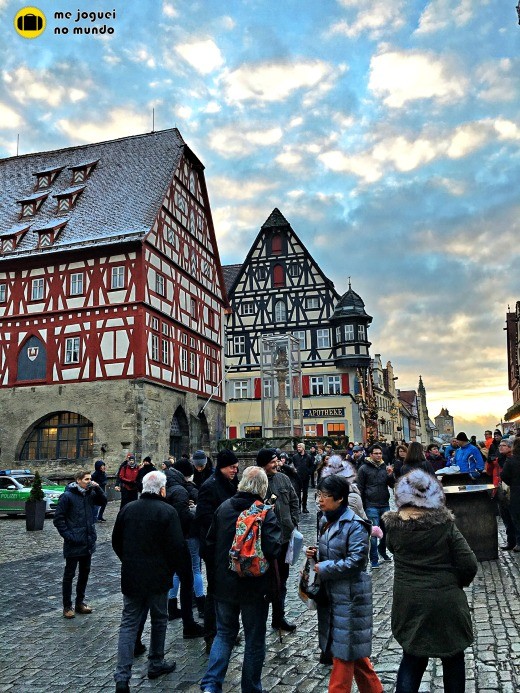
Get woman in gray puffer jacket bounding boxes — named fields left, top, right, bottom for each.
left=306, top=475, right=383, bottom=693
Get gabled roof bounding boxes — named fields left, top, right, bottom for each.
left=399, top=390, right=418, bottom=406
left=222, top=264, right=242, bottom=294
left=226, top=207, right=340, bottom=300
left=0, top=128, right=186, bottom=260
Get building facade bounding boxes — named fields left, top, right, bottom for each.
left=505, top=303, right=520, bottom=431
left=434, top=407, right=455, bottom=440
left=0, top=129, right=227, bottom=473
left=224, top=209, right=373, bottom=445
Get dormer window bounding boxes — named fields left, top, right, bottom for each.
left=0, top=223, right=30, bottom=254
left=33, top=165, right=64, bottom=191
left=32, top=220, right=67, bottom=249
left=68, top=159, right=98, bottom=185
left=17, top=192, right=48, bottom=218
left=53, top=185, right=85, bottom=214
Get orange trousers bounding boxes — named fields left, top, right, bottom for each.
left=328, top=656, right=383, bottom=693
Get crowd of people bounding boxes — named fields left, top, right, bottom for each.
left=50, top=429, right=520, bottom=692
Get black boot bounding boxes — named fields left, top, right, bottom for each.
left=195, top=595, right=206, bottom=619
left=183, top=620, right=205, bottom=639
left=168, top=598, right=182, bottom=621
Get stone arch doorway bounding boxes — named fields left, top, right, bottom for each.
left=169, top=406, right=189, bottom=460
left=198, top=410, right=210, bottom=450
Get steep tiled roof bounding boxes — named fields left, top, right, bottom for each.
left=261, top=207, right=290, bottom=229
left=399, top=390, right=417, bottom=406
left=222, top=264, right=242, bottom=294
left=0, top=128, right=185, bottom=260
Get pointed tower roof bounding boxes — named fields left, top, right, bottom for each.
left=332, top=280, right=372, bottom=321
left=261, top=207, right=290, bottom=229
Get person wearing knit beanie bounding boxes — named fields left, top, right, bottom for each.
left=384, top=468, right=477, bottom=692
left=174, top=458, right=194, bottom=479
left=256, top=448, right=278, bottom=468
left=216, top=449, right=240, bottom=470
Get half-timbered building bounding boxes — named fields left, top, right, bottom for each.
left=224, top=208, right=372, bottom=444
left=0, top=129, right=227, bottom=473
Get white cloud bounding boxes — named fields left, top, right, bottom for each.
left=210, top=177, right=276, bottom=201
left=209, top=125, right=283, bottom=157
left=162, top=2, right=177, bottom=18
left=330, top=0, right=406, bottom=39
left=203, top=101, right=221, bottom=113
left=369, top=50, right=468, bottom=108
left=318, top=119, right=520, bottom=182
left=6, top=66, right=91, bottom=107
left=477, top=58, right=519, bottom=103
left=57, top=108, right=150, bottom=144
left=416, top=0, right=481, bottom=34
left=176, top=105, right=192, bottom=119
left=275, top=150, right=303, bottom=167
left=0, top=102, right=23, bottom=129
left=221, top=60, right=335, bottom=104
left=175, top=39, right=224, bottom=75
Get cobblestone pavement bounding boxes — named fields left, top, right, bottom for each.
left=1, top=499, right=520, bottom=692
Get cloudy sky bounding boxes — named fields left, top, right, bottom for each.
left=1, top=0, right=519, bottom=437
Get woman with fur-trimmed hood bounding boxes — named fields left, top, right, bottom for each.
left=384, top=469, right=477, bottom=693
left=321, top=455, right=367, bottom=520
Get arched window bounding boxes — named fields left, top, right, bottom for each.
left=274, top=300, right=287, bottom=323
left=273, top=263, right=285, bottom=288
left=271, top=233, right=283, bottom=255
left=20, top=412, right=93, bottom=461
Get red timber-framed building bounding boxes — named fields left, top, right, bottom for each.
left=0, top=129, right=227, bottom=473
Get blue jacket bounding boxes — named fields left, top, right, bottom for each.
left=53, top=482, right=106, bottom=558
left=452, top=444, right=484, bottom=477
left=317, top=507, right=373, bottom=662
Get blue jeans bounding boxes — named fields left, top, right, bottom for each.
left=365, top=505, right=390, bottom=563
left=114, top=592, right=169, bottom=684
left=169, top=536, right=205, bottom=598
left=396, top=650, right=465, bottom=692
left=201, top=598, right=269, bottom=693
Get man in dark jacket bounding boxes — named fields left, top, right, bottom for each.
left=292, top=442, right=314, bottom=513
left=53, top=469, right=107, bottom=618
left=112, top=470, right=181, bottom=691
left=91, top=459, right=108, bottom=522
left=357, top=444, right=395, bottom=569
left=195, top=448, right=239, bottom=650
left=136, top=455, right=155, bottom=493
left=257, top=448, right=299, bottom=632
left=163, top=462, right=204, bottom=637
left=192, top=449, right=214, bottom=489
left=201, top=466, right=281, bottom=693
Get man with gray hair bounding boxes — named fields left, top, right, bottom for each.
left=495, top=436, right=520, bottom=551
left=200, top=466, right=281, bottom=693
left=112, top=470, right=184, bottom=691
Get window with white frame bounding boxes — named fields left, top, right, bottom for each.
left=358, top=324, right=366, bottom=340
left=241, top=302, right=255, bottom=316
left=205, top=358, right=211, bottom=381
left=305, top=297, right=319, bottom=309
left=317, top=328, right=330, bottom=348
left=190, top=297, right=197, bottom=318
left=155, top=273, right=165, bottom=296
left=274, top=300, right=286, bottom=322
left=31, top=278, right=44, bottom=301
left=327, top=375, right=341, bottom=395
left=70, top=272, right=84, bottom=296
left=288, top=262, right=300, bottom=277
left=345, top=324, right=354, bottom=341
left=111, top=266, right=125, bottom=290
left=304, top=424, right=317, bottom=436
left=64, top=336, right=80, bottom=364
left=151, top=334, right=159, bottom=361
left=257, top=266, right=267, bottom=280
left=293, top=331, right=306, bottom=350
left=190, top=351, right=197, bottom=375
left=0, top=283, right=6, bottom=303
left=336, top=326, right=342, bottom=343
left=233, top=335, right=246, bottom=355
left=310, top=376, right=324, bottom=395
left=180, top=347, right=188, bottom=371
left=161, top=339, right=169, bottom=365
left=162, top=322, right=169, bottom=336
left=263, top=379, right=272, bottom=398
left=233, top=380, right=249, bottom=399
left=151, top=317, right=159, bottom=331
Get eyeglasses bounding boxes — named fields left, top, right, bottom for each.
left=316, top=491, right=333, bottom=499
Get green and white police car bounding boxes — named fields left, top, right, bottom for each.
left=0, top=469, right=66, bottom=515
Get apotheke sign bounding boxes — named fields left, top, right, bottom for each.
left=302, top=408, right=345, bottom=418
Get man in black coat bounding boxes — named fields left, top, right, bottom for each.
left=192, top=449, right=214, bottom=489
left=53, top=469, right=106, bottom=619
left=112, top=470, right=182, bottom=691
left=195, top=448, right=239, bottom=650
left=292, top=442, right=314, bottom=513
left=200, top=466, right=281, bottom=693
